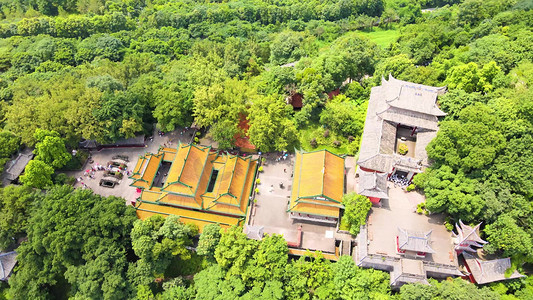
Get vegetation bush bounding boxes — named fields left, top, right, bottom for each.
left=61, top=150, right=89, bottom=171
left=310, top=138, right=318, bottom=148
left=406, top=184, right=416, bottom=192
left=398, top=143, right=408, bottom=155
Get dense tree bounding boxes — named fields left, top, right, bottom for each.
left=340, top=193, right=371, bottom=235
left=319, top=98, right=367, bottom=138
left=413, top=166, right=484, bottom=222
left=130, top=215, right=197, bottom=285
left=270, top=31, right=307, bottom=65
left=284, top=252, right=333, bottom=299
left=8, top=185, right=136, bottom=299
left=33, top=128, right=71, bottom=169
left=196, top=223, right=221, bottom=259
left=0, top=185, right=42, bottom=251
left=426, top=103, right=506, bottom=172
left=0, top=131, right=21, bottom=172
left=247, top=95, right=298, bottom=152
left=484, top=214, right=533, bottom=260
left=214, top=226, right=257, bottom=279
left=19, top=160, right=54, bottom=189
left=400, top=278, right=501, bottom=299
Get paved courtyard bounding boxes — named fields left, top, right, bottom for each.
left=65, top=127, right=196, bottom=205
left=366, top=184, right=456, bottom=265
left=249, top=153, right=338, bottom=253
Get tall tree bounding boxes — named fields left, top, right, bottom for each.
left=8, top=185, right=136, bottom=299
left=19, top=160, right=54, bottom=189
left=33, top=128, right=71, bottom=169
left=0, top=185, right=42, bottom=251
left=341, top=193, right=371, bottom=235
left=196, top=223, right=221, bottom=260
left=248, top=95, right=298, bottom=152
left=130, top=215, right=197, bottom=285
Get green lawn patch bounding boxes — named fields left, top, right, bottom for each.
left=298, top=124, right=351, bottom=155
left=357, top=26, right=400, bottom=48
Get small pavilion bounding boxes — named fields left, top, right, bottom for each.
left=288, top=150, right=345, bottom=224
left=131, top=143, right=258, bottom=232
left=452, top=220, right=525, bottom=284
left=357, top=169, right=388, bottom=206
left=396, top=228, right=435, bottom=257
left=453, top=220, right=487, bottom=253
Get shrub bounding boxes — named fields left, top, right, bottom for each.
left=346, top=138, right=360, bottom=156
left=54, top=173, right=69, bottom=185
left=445, top=222, right=454, bottom=231
left=398, top=143, right=408, bottom=155
left=255, top=178, right=260, bottom=184
left=310, top=138, right=318, bottom=148
left=194, top=137, right=199, bottom=142
left=61, top=150, right=89, bottom=171
left=258, top=166, right=263, bottom=172
left=444, top=216, right=454, bottom=231
left=406, top=184, right=415, bottom=192
left=255, top=188, right=259, bottom=193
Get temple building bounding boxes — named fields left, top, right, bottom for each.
left=288, top=150, right=345, bottom=224
left=130, top=143, right=258, bottom=232
left=390, top=259, right=429, bottom=286
left=357, top=169, right=388, bottom=206
left=453, top=220, right=487, bottom=253
left=462, top=253, right=524, bottom=284
left=452, top=220, right=525, bottom=284
left=357, top=75, right=447, bottom=198
left=396, top=228, right=436, bottom=258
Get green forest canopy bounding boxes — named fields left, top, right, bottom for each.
left=0, top=0, right=531, bottom=298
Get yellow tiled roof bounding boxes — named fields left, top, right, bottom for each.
left=136, top=201, right=240, bottom=232
left=215, top=156, right=237, bottom=196
left=131, top=155, right=147, bottom=180
left=160, top=147, right=177, bottom=161
left=324, top=151, right=345, bottom=200
left=157, top=193, right=202, bottom=210
left=204, top=156, right=257, bottom=216
left=289, top=150, right=344, bottom=217
left=289, top=202, right=340, bottom=218
left=163, top=145, right=213, bottom=196
left=132, top=143, right=258, bottom=229
left=180, top=146, right=211, bottom=188
left=140, top=190, right=161, bottom=202
left=131, top=153, right=163, bottom=189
